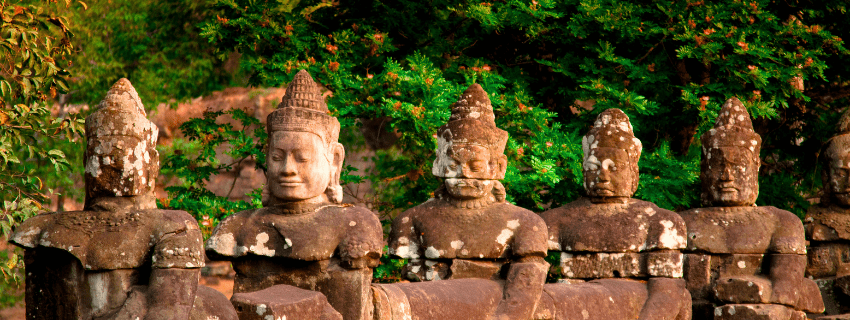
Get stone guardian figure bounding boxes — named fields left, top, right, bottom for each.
left=9, top=79, right=236, bottom=320
left=539, top=108, right=691, bottom=320
left=679, top=97, right=823, bottom=319
left=804, top=109, right=850, bottom=316
left=380, top=84, right=549, bottom=320
left=206, top=70, right=384, bottom=320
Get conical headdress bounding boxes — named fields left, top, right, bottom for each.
left=582, top=108, right=642, bottom=164
left=84, top=78, right=159, bottom=198
left=581, top=108, right=642, bottom=193
left=267, top=70, right=340, bottom=144
left=85, top=78, right=157, bottom=142
left=700, top=97, right=762, bottom=162
left=435, top=84, right=508, bottom=156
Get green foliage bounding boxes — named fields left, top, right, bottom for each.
left=158, top=109, right=266, bottom=237
left=0, top=0, right=82, bottom=303
left=372, top=247, right=406, bottom=283
left=59, top=0, right=241, bottom=106
left=200, top=0, right=850, bottom=216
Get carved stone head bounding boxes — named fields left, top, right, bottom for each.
left=581, top=108, right=642, bottom=201
left=700, top=97, right=762, bottom=206
left=823, top=110, right=850, bottom=207
left=84, top=79, right=159, bottom=202
left=265, top=70, right=345, bottom=204
left=432, top=84, right=508, bottom=201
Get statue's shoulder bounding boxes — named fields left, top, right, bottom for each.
left=205, top=208, right=263, bottom=260
left=634, top=200, right=684, bottom=224
left=9, top=212, right=61, bottom=249
left=761, top=206, right=806, bottom=254
left=539, top=197, right=592, bottom=225
left=148, top=209, right=202, bottom=235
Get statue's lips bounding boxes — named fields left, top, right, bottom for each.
left=277, top=180, right=303, bottom=187
left=592, top=187, right=615, bottom=195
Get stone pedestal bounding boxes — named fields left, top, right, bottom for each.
left=231, top=284, right=342, bottom=320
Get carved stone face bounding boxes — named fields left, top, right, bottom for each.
left=704, top=147, right=758, bottom=206
left=434, top=144, right=505, bottom=199
left=828, top=151, right=850, bottom=207
left=267, top=131, right=332, bottom=202
left=583, top=147, right=634, bottom=198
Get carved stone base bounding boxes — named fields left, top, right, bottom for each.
left=231, top=284, right=342, bottom=320
left=714, top=304, right=805, bottom=320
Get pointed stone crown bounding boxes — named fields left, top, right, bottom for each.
left=826, top=109, right=850, bottom=162
left=267, top=70, right=340, bottom=144
left=700, top=97, right=762, bottom=155
left=85, top=78, right=158, bottom=143
left=436, top=84, right=508, bottom=155
left=582, top=108, right=642, bottom=165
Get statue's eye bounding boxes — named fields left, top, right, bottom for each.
left=469, top=161, right=486, bottom=172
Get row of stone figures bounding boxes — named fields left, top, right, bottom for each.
left=9, top=69, right=850, bottom=320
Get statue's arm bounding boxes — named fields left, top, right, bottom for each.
left=143, top=268, right=199, bottom=320
left=767, top=207, right=807, bottom=305
left=491, top=214, right=549, bottom=320
left=491, top=255, right=548, bottom=320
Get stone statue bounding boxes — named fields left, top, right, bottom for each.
left=679, top=97, right=823, bottom=319
left=9, top=79, right=236, bottom=320
left=539, top=108, right=691, bottom=320
left=804, top=109, right=850, bottom=316
left=379, top=84, right=549, bottom=320
left=205, top=70, right=384, bottom=320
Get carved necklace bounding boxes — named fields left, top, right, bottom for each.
left=57, top=210, right=142, bottom=234
left=271, top=202, right=342, bottom=215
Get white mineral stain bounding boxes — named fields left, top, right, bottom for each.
left=207, top=233, right=238, bottom=255
left=432, top=134, right=458, bottom=177
left=256, top=304, right=267, bottom=315
left=507, top=219, right=520, bottom=229
left=738, top=261, right=746, bottom=268
left=425, top=246, right=441, bottom=259
left=496, top=229, right=514, bottom=245
left=450, top=240, right=464, bottom=249
left=349, top=221, right=356, bottom=227
left=644, top=207, right=656, bottom=216
left=86, top=156, right=102, bottom=177
left=88, top=273, right=108, bottom=313
left=547, top=239, right=561, bottom=251
left=11, top=227, right=41, bottom=247
left=658, top=220, right=686, bottom=249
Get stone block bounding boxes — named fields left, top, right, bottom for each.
left=646, top=250, right=684, bottom=277
left=449, top=259, right=503, bottom=280
left=713, top=276, right=772, bottom=304
left=372, top=279, right=503, bottom=320
left=714, top=304, right=805, bottom=320
left=557, top=252, right=643, bottom=279
left=231, top=284, right=342, bottom=320
left=544, top=279, right=647, bottom=319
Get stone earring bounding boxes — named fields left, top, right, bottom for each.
left=326, top=184, right=343, bottom=203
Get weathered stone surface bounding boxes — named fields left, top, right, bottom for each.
left=10, top=78, right=235, bottom=320
left=384, top=84, right=548, bottom=320
left=231, top=284, right=342, bottom=320
left=83, top=78, right=159, bottom=203
left=543, top=279, right=649, bottom=319
left=372, top=279, right=503, bottom=320
left=554, top=249, right=684, bottom=279
left=714, top=304, right=806, bottom=320
left=541, top=109, right=691, bottom=320
left=206, top=70, right=383, bottom=320
left=680, top=97, right=824, bottom=318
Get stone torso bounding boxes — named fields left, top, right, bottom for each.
left=10, top=209, right=204, bottom=320
left=207, top=204, right=383, bottom=262
left=388, top=198, right=547, bottom=281
left=679, top=206, right=805, bottom=255
left=206, top=204, right=383, bottom=292
left=541, top=197, right=686, bottom=253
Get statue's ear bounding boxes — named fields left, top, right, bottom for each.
left=493, top=154, right=508, bottom=180
left=326, top=142, right=346, bottom=203
left=330, top=142, right=345, bottom=179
